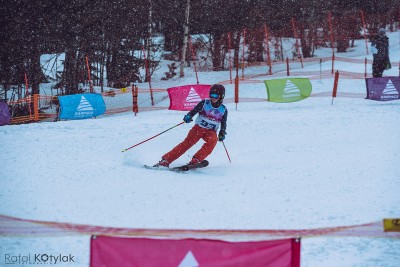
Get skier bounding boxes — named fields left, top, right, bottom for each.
left=153, top=84, right=228, bottom=168
left=371, top=28, right=390, bottom=77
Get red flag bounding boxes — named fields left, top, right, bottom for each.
left=90, top=236, right=300, bottom=267
left=332, top=71, right=340, bottom=98
left=168, top=84, right=211, bottom=111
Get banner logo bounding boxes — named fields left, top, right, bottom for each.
left=283, top=80, right=301, bottom=98
left=185, top=87, right=202, bottom=103
left=178, top=251, right=199, bottom=267
left=184, top=87, right=202, bottom=108
left=76, top=96, right=94, bottom=111
left=75, top=96, right=94, bottom=117
left=381, top=79, right=399, bottom=100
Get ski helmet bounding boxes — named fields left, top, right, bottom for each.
left=209, top=84, right=225, bottom=108
left=209, top=84, right=225, bottom=100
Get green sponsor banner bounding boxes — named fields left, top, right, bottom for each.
left=264, top=78, right=312, bottom=103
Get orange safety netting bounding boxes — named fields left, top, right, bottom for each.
left=1, top=214, right=399, bottom=240
left=6, top=57, right=395, bottom=125
left=6, top=88, right=170, bottom=124
left=247, top=56, right=399, bottom=67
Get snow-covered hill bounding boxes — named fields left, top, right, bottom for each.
left=1, top=31, right=400, bottom=267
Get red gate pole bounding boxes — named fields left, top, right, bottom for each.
left=235, top=43, right=240, bottom=110
left=234, top=75, right=239, bottom=110
left=132, top=85, right=138, bottom=116
left=365, top=57, right=367, bottom=77
left=332, top=71, right=339, bottom=105
left=286, top=57, right=290, bottom=76
left=319, top=58, right=322, bottom=81
left=33, top=94, right=39, bottom=121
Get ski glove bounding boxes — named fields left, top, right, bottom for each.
left=218, top=130, right=226, bottom=141
left=183, top=114, right=192, bottom=123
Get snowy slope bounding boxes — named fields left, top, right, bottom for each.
left=1, top=32, right=400, bottom=267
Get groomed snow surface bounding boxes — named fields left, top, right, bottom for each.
left=1, top=32, right=400, bottom=266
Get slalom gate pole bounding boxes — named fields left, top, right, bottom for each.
left=319, top=58, right=322, bottom=81
left=222, top=141, right=231, bottom=162
left=331, top=70, right=339, bottom=105
left=122, top=122, right=185, bottom=152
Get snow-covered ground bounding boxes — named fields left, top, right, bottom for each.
left=1, top=31, right=400, bottom=266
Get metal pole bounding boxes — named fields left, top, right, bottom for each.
left=122, top=122, right=185, bottom=152
left=222, top=141, right=231, bottom=162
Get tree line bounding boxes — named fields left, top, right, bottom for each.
left=0, top=0, right=398, bottom=99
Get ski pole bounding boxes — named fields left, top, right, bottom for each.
left=122, top=122, right=185, bottom=152
left=222, top=141, right=231, bottom=162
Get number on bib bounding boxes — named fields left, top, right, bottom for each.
left=200, top=120, right=217, bottom=130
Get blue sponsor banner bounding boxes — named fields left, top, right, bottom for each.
left=58, top=93, right=106, bottom=120
left=365, top=77, right=400, bottom=101
left=0, top=102, right=11, bottom=126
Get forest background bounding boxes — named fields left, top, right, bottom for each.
left=0, top=0, right=399, bottom=98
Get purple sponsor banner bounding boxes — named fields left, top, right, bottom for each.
left=0, top=102, right=11, bottom=126
left=365, top=77, right=400, bottom=101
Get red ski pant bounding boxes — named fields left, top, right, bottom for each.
left=162, top=124, right=218, bottom=163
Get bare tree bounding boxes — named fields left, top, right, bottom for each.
left=179, top=0, right=190, bottom=77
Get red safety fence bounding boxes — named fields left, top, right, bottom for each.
left=7, top=95, right=58, bottom=124
left=0, top=214, right=399, bottom=240
left=5, top=86, right=169, bottom=125
left=4, top=53, right=398, bottom=126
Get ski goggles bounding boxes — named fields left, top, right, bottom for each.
left=210, top=93, right=219, bottom=99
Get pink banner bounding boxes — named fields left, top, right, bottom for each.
left=168, top=84, right=211, bottom=111
left=90, top=236, right=300, bottom=267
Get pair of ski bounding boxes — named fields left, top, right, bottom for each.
left=145, top=160, right=209, bottom=172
